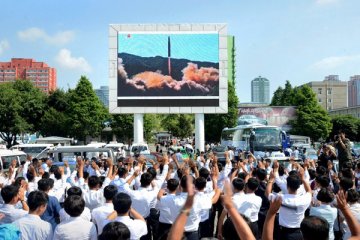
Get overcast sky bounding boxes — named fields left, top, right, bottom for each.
left=1, top=0, right=359, bottom=102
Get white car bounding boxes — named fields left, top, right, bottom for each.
left=130, top=143, right=150, bottom=156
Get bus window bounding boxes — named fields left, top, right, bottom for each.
left=1, top=156, right=19, bottom=169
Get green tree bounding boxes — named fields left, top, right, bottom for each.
left=330, top=115, right=360, bottom=141
left=111, top=114, right=134, bottom=144
left=279, top=81, right=294, bottom=106
left=205, top=80, right=239, bottom=142
left=39, top=89, right=70, bottom=137
left=161, top=114, right=194, bottom=139
left=289, top=85, right=332, bottom=141
left=66, top=76, right=110, bottom=143
left=270, top=86, right=284, bottom=106
left=0, top=80, right=46, bottom=147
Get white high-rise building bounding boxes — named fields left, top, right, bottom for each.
left=251, top=76, right=270, bottom=104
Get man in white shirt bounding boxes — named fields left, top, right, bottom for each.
left=103, top=192, right=147, bottom=240
left=0, top=185, right=29, bottom=224
left=276, top=166, right=312, bottom=240
left=59, top=186, right=91, bottom=222
left=92, top=185, right=118, bottom=235
left=13, top=191, right=53, bottom=240
left=53, top=195, right=97, bottom=240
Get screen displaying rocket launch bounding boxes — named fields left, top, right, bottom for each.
left=117, top=33, right=220, bottom=106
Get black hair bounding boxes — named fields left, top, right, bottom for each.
left=265, top=158, right=271, bottom=163
left=316, top=188, right=334, bottom=203
left=278, top=164, right=285, bottom=176
left=118, top=168, right=128, bottom=178
left=246, top=178, right=259, bottom=191
left=222, top=214, right=252, bottom=240
left=217, top=163, right=223, bottom=172
left=99, top=222, right=131, bottom=240
left=147, top=168, right=157, bottom=180
left=287, top=174, right=301, bottom=192
left=38, top=178, right=54, bottom=192
left=83, top=171, right=89, bottom=180
left=26, top=172, right=35, bottom=182
left=104, top=185, right=118, bottom=201
left=1, top=185, right=20, bottom=204
left=140, top=172, right=153, bottom=187
left=341, top=168, right=353, bottom=179
left=14, top=177, right=25, bottom=187
left=272, top=183, right=281, bottom=193
left=338, top=129, right=345, bottom=134
left=232, top=178, right=245, bottom=191
left=315, top=176, right=330, bottom=188
left=64, top=195, right=85, bottom=217
left=88, top=176, right=100, bottom=189
left=177, top=149, right=180, bottom=153
left=308, top=169, right=316, bottom=180
left=113, top=193, right=132, bottom=215
left=54, top=167, right=62, bottom=180
left=256, top=168, right=267, bottom=181
left=180, top=175, right=194, bottom=191
left=42, top=172, right=50, bottom=179
left=49, top=165, right=58, bottom=174
left=238, top=172, right=248, bottom=180
left=99, top=176, right=106, bottom=188
left=316, top=166, right=327, bottom=176
left=67, top=186, right=82, bottom=197
left=346, top=189, right=359, bottom=203
left=195, top=177, right=207, bottom=191
left=27, top=191, right=48, bottom=212
left=167, top=179, right=179, bottom=192
left=301, top=216, right=329, bottom=240
left=32, top=158, right=39, bottom=165
left=199, top=168, right=210, bottom=179
left=340, top=177, right=353, bottom=191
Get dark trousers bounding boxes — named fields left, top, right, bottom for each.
left=199, top=218, right=212, bottom=238
left=149, top=208, right=160, bottom=240
left=158, top=222, right=172, bottom=240
left=184, top=230, right=199, bottom=240
left=279, top=226, right=303, bottom=240
left=140, top=216, right=152, bottom=240
left=250, top=221, right=259, bottom=240
left=210, top=198, right=223, bottom=236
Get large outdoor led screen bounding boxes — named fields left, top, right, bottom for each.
left=117, top=33, right=219, bottom=107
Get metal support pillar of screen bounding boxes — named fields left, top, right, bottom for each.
left=134, top=113, right=144, bottom=143
left=195, top=113, right=205, bottom=152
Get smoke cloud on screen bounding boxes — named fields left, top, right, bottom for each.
left=118, top=58, right=219, bottom=96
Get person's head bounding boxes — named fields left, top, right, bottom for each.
left=37, top=178, right=54, bottom=192
left=104, top=185, right=118, bottom=202
left=316, top=166, right=327, bottom=176
left=346, top=189, right=359, bottom=203
left=99, top=222, right=131, bottom=240
left=53, top=167, right=62, bottom=180
left=222, top=214, right=252, bottom=240
left=140, top=172, right=153, bottom=188
left=238, top=172, right=248, bottom=180
left=67, top=186, right=82, bottom=197
left=338, top=129, right=346, bottom=140
left=316, top=188, right=334, bottom=203
left=64, top=195, right=85, bottom=217
left=341, top=167, right=353, bottom=179
left=264, top=158, right=271, bottom=168
left=118, top=167, right=128, bottom=178
left=199, top=168, right=210, bottom=179
left=308, top=169, right=316, bottom=180
left=195, top=177, right=207, bottom=191
left=217, top=163, right=223, bottom=172
left=167, top=178, right=179, bottom=192
left=340, top=177, right=354, bottom=191
left=177, top=149, right=180, bottom=153
left=287, top=174, right=301, bottom=193
left=232, top=178, right=245, bottom=192
left=14, top=177, right=26, bottom=188
left=246, top=178, right=259, bottom=192
left=88, top=176, right=100, bottom=189
left=256, top=168, right=267, bottom=181
left=27, top=191, right=48, bottom=215
left=315, top=175, right=330, bottom=188
left=147, top=167, right=157, bottom=180
left=301, top=216, right=329, bottom=240
left=180, top=175, right=194, bottom=192
left=113, top=193, right=132, bottom=215
left=1, top=185, right=20, bottom=204
left=278, top=164, right=285, bottom=176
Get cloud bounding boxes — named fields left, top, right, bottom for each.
left=18, top=27, right=74, bottom=46
left=311, top=55, right=360, bottom=70
left=0, top=40, right=9, bottom=55
left=55, top=49, right=92, bottom=72
left=315, top=0, right=339, bottom=5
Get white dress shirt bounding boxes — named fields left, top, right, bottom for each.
left=91, top=203, right=114, bottom=235
left=13, top=214, right=53, bottom=240
left=104, top=215, right=147, bottom=240
left=158, top=193, right=177, bottom=224
left=83, top=189, right=106, bottom=211
left=0, top=204, right=28, bottom=224
left=275, top=174, right=306, bottom=195
left=173, top=192, right=203, bottom=232
left=277, top=192, right=312, bottom=228
left=310, top=204, right=337, bottom=240
left=123, top=184, right=158, bottom=218
left=53, top=216, right=97, bottom=240
left=59, top=206, right=91, bottom=222
left=235, top=193, right=262, bottom=222
left=217, top=163, right=232, bottom=190
left=196, top=191, right=214, bottom=222
left=342, top=202, right=360, bottom=240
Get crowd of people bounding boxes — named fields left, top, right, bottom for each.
left=0, top=131, right=359, bottom=240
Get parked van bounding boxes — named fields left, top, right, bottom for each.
left=0, top=149, right=26, bottom=172
left=10, top=144, right=54, bottom=159
left=130, top=143, right=150, bottom=156
left=48, top=146, right=115, bottom=169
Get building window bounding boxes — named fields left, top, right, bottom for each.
left=327, top=88, right=332, bottom=94
left=318, top=88, right=322, bottom=94
left=328, top=98, right=332, bottom=103
left=318, top=98, right=322, bottom=103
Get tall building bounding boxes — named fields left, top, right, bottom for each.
left=306, top=75, right=347, bottom=110
left=0, top=58, right=56, bottom=93
left=348, top=75, right=360, bottom=107
left=95, top=86, right=109, bottom=108
left=251, top=76, right=270, bottom=103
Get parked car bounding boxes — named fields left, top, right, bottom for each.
left=0, top=149, right=26, bottom=173
left=130, top=143, right=150, bottom=156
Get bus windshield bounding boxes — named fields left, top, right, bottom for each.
left=253, top=128, right=282, bottom=151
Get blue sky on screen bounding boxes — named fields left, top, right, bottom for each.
left=118, top=34, right=219, bottom=63
left=1, top=0, right=360, bottom=102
